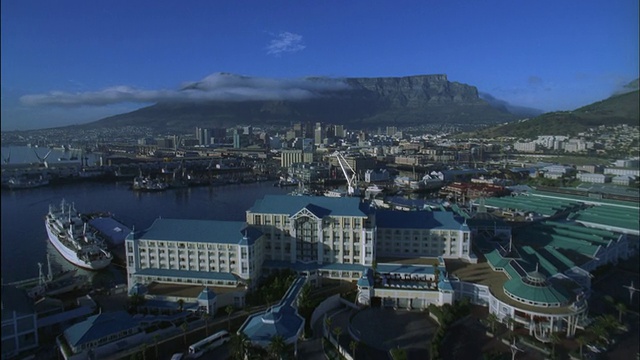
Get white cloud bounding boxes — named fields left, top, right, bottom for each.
left=20, top=73, right=350, bottom=107
left=266, top=32, right=306, bottom=56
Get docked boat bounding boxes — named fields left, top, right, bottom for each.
left=45, top=199, right=113, bottom=270
left=132, top=176, right=169, bottom=191
left=324, top=189, right=347, bottom=197
left=6, top=175, right=50, bottom=190
left=27, top=254, right=87, bottom=299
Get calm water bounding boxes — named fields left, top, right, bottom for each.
left=0, top=180, right=290, bottom=284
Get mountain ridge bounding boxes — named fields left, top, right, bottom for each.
left=79, top=73, right=519, bottom=133
left=469, top=88, right=639, bottom=139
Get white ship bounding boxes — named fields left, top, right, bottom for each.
left=45, top=199, right=113, bottom=270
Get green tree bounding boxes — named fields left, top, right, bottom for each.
left=390, top=347, right=407, bottom=360
left=349, top=340, right=359, bottom=359
left=152, top=334, right=160, bottom=359
left=128, top=294, right=145, bottom=312
left=324, top=316, right=332, bottom=337
left=140, top=342, right=148, bottom=360
left=268, top=335, right=286, bottom=360
left=231, top=332, right=251, bottom=360
left=486, top=313, right=499, bottom=334
left=549, top=332, right=561, bottom=359
left=226, top=305, right=234, bottom=331
left=202, top=312, right=211, bottom=337
left=180, top=321, right=189, bottom=346
left=433, top=264, right=441, bottom=286
left=615, top=302, right=627, bottom=324
left=332, top=326, right=343, bottom=350
left=576, top=335, right=586, bottom=359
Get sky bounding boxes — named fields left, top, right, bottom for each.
left=1, top=0, right=638, bottom=131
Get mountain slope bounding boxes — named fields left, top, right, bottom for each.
left=81, top=74, right=517, bottom=132
left=471, top=90, right=639, bottom=138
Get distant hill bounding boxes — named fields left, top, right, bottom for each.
left=470, top=88, right=639, bottom=138
left=78, top=74, right=518, bottom=133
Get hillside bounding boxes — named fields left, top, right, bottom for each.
left=470, top=90, right=640, bottom=138
left=78, top=74, right=518, bottom=133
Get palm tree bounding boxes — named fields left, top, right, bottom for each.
left=549, top=332, right=560, bottom=358
left=486, top=313, right=498, bottom=334
left=152, top=334, right=160, bottom=359
left=202, top=312, right=211, bottom=336
left=140, top=342, right=148, bottom=360
left=576, top=335, right=586, bottom=359
left=433, top=264, right=441, bottom=286
left=226, top=305, right=234, bottom=331
left=231, top=332, right=251, bottom=360
left=349, top=340, right=359, bottom=359
left=390, top=347, right=407, bottom=360
left=332, top=326, right=343, bottom=350
left=268, top=335, right=286, bottom=360
left=180, top=321, right=189, bottom=346
left=265, top=292, right=274, bottom=307
left=615, top=302, right=627, bottom=324
left=324, top=316, right=332, bottom=337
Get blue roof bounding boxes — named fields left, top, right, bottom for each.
left=135, top=219, right=261, bottom=246
left=89, top=217, right=131, bottom=245
left=37, top=305, right=95, bottom=328
left=376, top=210, right=465, bottom=230
left=249, top=195, right=371, bottom=217
left=357, top=268, right=374, bottom=287
left=239, top=277, right=306, bottom=346
left=197, top=287, right=217, bottom=300
left=63, top=311, right=139, bottom=348
left=128, top=283, right=148, bottom=296
left=134, top=268, right=237, bottom=282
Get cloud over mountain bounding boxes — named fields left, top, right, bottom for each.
left=20, top=73, right=350, bottom=107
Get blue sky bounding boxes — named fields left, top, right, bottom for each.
left=1, top=1, right=638, bottom=130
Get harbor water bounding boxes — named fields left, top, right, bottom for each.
left=1, top=178, right=290, bottom=285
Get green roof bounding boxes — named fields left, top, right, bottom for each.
left=503, top=277, right=572, bottom=305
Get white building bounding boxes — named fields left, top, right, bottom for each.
left=576, top=173, right=609, bottom=184
left=514, top=142, right=536, bottom=153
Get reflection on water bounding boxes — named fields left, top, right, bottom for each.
left=1, top=180, right=290, bottom=283
left=45, top=242, right=125, bottom=288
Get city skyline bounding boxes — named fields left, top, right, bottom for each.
left=1, top=0, right=639, bottom=131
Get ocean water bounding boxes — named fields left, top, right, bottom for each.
left=0, top=180, right=290, bottom=284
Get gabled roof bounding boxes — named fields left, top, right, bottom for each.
left=133, top=219, right=261, bottom=246
left=63, top=311, right=138, bottom=348
left=376, top=210, right=465, bottom=230
left=249, top=195, right=371, bottom=217
left=197, top=287, right=217, bottom=301
left=88, top=217, right=131, bottom=244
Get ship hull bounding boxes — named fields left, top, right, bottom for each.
left=45, top=219, right=111, bottom=270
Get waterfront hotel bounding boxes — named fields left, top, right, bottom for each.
left=124, top=193, right=635, bottom=341
left=125, top=195, right=471, bottom=309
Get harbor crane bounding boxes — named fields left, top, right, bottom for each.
left=332, top=151, right=358, bottom=196
left=33, top=148, right=53, bottom=168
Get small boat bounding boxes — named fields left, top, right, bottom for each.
left=132, top=176, right=169, bottom=191
left=6, top=175, right=49, bottom=190
left=27, top=254, right=87, bottom=298
left=324, top=189, right=347, bottom=197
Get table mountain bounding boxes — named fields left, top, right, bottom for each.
left=84, top=74, right=517, bottom=132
